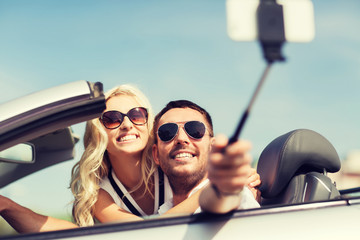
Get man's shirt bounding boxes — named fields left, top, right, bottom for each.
left=158, top=179, right=260, bottom=215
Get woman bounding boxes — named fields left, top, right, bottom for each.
left=71, top=84, right=172, bottom=226
left=0, top=84, right=182, bottom=232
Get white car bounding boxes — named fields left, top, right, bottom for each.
left=0, top=80, right=359, bottom=240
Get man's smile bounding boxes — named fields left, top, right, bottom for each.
left=174, top=152, right=194, bottom=159
left=170, top=147, right=197, bottom=161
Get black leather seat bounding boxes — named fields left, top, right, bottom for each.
left=257, top=129, right=341, bottom=206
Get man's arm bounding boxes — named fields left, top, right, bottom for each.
left=199, top=134, right=255, bottom=213
left=0, top=195, right=78, bottom=233
left=162, top=167, right=260, bottom=216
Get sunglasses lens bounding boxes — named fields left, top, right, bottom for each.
left=101, top=111, right=123, bottom=129
left=184, top=121, right=206, bottom=139
left=128, top=107, right=148, bottom=125
left=158, top=123, right=179, bottom=142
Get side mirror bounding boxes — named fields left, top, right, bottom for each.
left=0, top=143, right=35, bottom=163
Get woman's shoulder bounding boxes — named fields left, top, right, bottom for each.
left=99, top=174, right=111, bottom=189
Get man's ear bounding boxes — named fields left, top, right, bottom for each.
left=209, top=136, right=215, bottom=151
left=152, top=144, right=160, bottom=165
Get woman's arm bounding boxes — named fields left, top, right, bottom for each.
left=0, top=195, right=77, bottom=233
left=94, top=189, right=143, bottom=223
left=159, top=189, right=203, bottom=216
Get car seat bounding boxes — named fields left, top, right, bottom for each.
left=257, top=129, right=341, bottom=206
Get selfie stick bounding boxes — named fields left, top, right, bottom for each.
left=228, top=63, right=272, bottom=144
left=228, top=0, right=286, bottom=145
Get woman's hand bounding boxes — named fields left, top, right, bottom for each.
left=246, top=168, right=262, bottom=202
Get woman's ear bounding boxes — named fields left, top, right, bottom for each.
left=152, top=144, right=160, bottom=165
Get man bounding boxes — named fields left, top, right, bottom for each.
left=152, top=100, right=260, bottom=214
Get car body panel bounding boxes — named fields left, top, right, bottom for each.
left=4, top=199, right=358, bottom=240
left=0, top=81, right=105, bottom=152
left=0, top=81, right=97, bottom=122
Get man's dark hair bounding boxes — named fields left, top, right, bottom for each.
left=153, top=100, right=214, bottom=143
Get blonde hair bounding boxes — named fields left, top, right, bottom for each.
left=70, top=84, right=156, bottom=226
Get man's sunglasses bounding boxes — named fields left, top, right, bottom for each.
left=157, top=121, right=207, bottom=142
left=100, top=107, right=148, bottom=129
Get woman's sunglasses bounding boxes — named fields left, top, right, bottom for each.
left=157, top=121, right=206, bottom=142
left=100, top=107, right=148, bottom=129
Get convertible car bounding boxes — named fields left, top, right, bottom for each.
left=0, top=80, right=359, bottom=239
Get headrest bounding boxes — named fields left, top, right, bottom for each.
left=257, top=129, right=341, bottom=198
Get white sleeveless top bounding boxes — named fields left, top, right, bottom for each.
left=100, top=168, right=173, bottom=216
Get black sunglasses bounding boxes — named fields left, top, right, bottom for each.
left=100, top=107, right=148, bottom=129
left=157, top=121, right=207, bottom=142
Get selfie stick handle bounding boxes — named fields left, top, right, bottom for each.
left=228, top=63, right=272, bottom=144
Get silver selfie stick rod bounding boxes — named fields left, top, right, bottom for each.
left=228, top=63, right=272, bottom=144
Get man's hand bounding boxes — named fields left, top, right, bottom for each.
left=208, top=134, right=253, bottom=195
left=199, top=134, right=255, bottom=213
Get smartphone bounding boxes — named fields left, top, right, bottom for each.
left=226, top=0, right=315, bottom=42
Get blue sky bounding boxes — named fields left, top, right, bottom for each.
left=0, top=0, right=360, bottom=218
